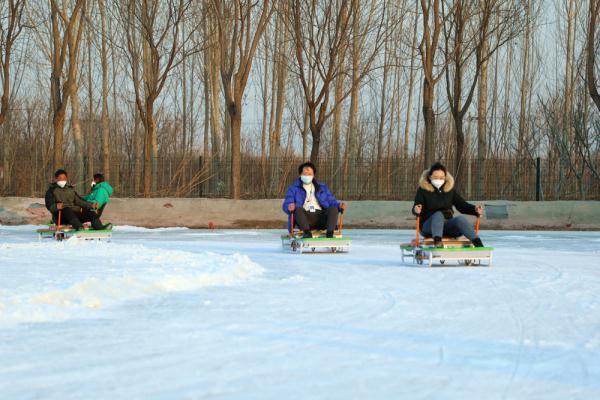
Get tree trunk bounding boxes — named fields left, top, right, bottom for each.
left=564, top=0, right=575, bottom=143
left=332, top=74, right=344, bottom=191
left=99, top=0, right=110, bottom=180
left=210, top=46, right=221, bottom=161
left=51, top=63, right=66, bottom=170
left=134, top=108, right=141, bottom=194
left=344, top=9, right=361, bottom=192
left=517, top=0, right=532, bottom=159
left=272, top=2, right=288, bottom=155
left=181, top=23, right=188, bottom=156
left=586, top=0, right=600, bottom=112
left=453, top=112, right=465, bottom=188
left=229, top=100, right=242, bottom=199
left=269, top=14, right=288, bottom=193
left=476, top=37, right=489, bottom=200
left=309, top=125, right=321, bottom=163
left=403, top=0, right=419, bottom=160
left=260, top=44, right=269, bottom=164
left=376, top=43, right=389, bottom=189
left=203, top=58, right=210, bottom=162
left=86, top=11, right=94, bottom=181
left=302, top=107, right=309, bottom=161
left=2, top=112, right=11, bottom=193
left=422, top=78, right=436, bottom=169
left=143, top=100, right=155, bottom=197
left=71, top=85, right=84, bottom=192
left=151, top=110, right=158, bottom=194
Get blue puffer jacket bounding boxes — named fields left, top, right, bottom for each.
left=282, top=178, right=341, bottom=231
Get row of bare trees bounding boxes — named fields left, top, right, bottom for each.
left=0, top=0, right=599, bottom=199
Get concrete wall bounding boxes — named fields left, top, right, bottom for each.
left=1, top=197, right=599, bottom=230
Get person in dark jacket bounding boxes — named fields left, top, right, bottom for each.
left=282, top=162, right=346, bottom=238
left=44, top=169, right=109, bottom=231
left=413, top=162, right=484, bottom=247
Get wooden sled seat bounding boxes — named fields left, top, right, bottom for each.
left=400, top=236, right=472, bottom=249
left=37, top=221, right=97, bottom=233
left=281, top=230, right=351, bottom=254
left=294, top=229, right=343, bottom=239
left=421, top=236, right=472, bottom=247
left=282, top=230, right=344, bottom=239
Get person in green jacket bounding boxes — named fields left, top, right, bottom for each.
left=83, top=173, right=113, bottom=212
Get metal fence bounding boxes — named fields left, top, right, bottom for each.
left=2, top=155, right=599, bottom=200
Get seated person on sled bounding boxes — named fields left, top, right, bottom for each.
left=412, top=162, right=484, bottom=248
left=44, top=169, right=111, bottom=231
left=82, top=173, right=113, bottom=217
left=282, top=162, right=346, bottom=239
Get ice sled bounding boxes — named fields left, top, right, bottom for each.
left=37, top=222, right=112, bottom=241
left=400, top=216, right=492, bottom=267
left=281, top=211, right=351, bottom=254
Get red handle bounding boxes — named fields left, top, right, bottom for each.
left=290, top=210, right=295, bottom=236
left=475, top=216, right=480, bottom=236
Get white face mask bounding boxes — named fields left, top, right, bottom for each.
left=57, top=180, right=67, bottom=188
left=431, top=179, right=445, bottom=189
left=300, top=175, right=313, bottom=184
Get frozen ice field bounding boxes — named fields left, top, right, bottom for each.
left=1, top=225, right=599, bottom=399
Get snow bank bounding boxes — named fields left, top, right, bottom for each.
left=0, top=240, right=263, bottom=325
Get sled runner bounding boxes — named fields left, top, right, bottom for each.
left=400, top=216, right=492, bottom=267
left=281, top=211, right=351, bottom=254
left=37, top=210, right=112, bottom=241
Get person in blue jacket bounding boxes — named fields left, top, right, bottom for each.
left=282, top=162, right=346, bottom=238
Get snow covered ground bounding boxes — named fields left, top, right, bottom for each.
left=0, top=225, right=599, bottom=399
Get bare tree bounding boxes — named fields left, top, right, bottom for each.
left=98, top=0, right=110, bottom=180
left=0, top=0, right=26, bottom=192
left=443, top=0, right=524, bottom=188
left=67, top=1, right=87, bottom=190
left=1, top=0, right=598, bottom=201
left=343, top=0, right=389, bottom=192
left=418, top=0, right=450, bottom=169
left=120, top=0, right=193, bottom=196
left=402, top=0, right=420, bottom=160
left=48, top=0, right=86, bottom=170
left=210, top=0, right=274, bottom=199
left=0, top=0, right=25, bottom=126
left=586, top=0, right=600, bottom=112
left=290, top=0, right=387, bottom=166
left=516, top=0, right=533, bottom=160
left=268, top=2, right=290, bottom=190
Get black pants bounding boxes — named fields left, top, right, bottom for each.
left=53, top=208, right=103, bottom=230
left=294, top=206, right=339, bottom=232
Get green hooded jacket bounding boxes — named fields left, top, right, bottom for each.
left=83, top=181, right=113, bottom=208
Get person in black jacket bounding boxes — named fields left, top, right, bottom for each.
left=412, top=162, right=484, bottom=248
left=45, top=169, right=109, bottom=231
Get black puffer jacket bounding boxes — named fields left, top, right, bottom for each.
left=45, top=183, right=93, bottom=213
left=412, top=169, right=477, bottom=229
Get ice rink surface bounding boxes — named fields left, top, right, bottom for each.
left=1, top=225, right=599, bottom=399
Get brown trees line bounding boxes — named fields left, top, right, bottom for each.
left=0, top=0, right=599, bottom=199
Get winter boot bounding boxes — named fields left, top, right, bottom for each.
left=471, top=237, right=484, bottom=248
